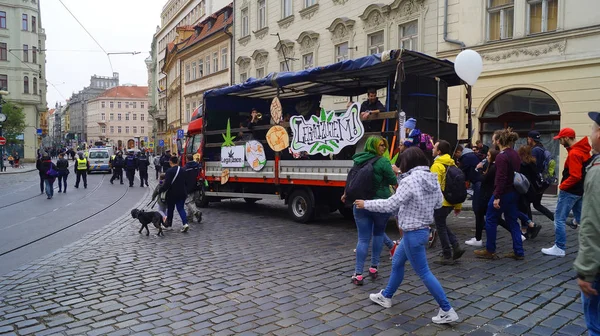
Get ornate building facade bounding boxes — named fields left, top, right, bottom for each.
left=233, top=0, right=436, bottom=110
left=440, top=0, right=600, bottom=172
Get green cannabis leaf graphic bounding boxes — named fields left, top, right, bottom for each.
left=221, top=118, right=236, bottom=147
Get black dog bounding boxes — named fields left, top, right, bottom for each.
left=131, top=209, right=164, bottom=236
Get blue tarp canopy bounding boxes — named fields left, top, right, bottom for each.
left=204, top=49, right=461, bottom=101
left=202, top=50, right=462, bottom=131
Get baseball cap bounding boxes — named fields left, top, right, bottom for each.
left=589, top=111, right=600, bottom=126
left=527, top=130, right=541, bottom=142
left=553, top=127, right=576, bottom=140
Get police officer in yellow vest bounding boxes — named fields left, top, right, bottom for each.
left=74, top=151, right=90, bottom=189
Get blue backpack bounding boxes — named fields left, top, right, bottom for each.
left=47, top=164, right=59, bottom=178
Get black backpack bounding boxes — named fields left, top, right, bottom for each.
left=345, top=157, right=381, bottom=205
left=442, top=164, right=467, bottom=204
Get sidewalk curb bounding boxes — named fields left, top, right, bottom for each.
left=0, top=167, right=36, bottom=174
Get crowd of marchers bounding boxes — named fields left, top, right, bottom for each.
left=344, top=113, right=599, bottom=332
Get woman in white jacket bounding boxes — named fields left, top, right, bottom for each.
left=354, top=147, right=459, bottom=324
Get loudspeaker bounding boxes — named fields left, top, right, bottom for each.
left=394, top=74, right=448, bottom=122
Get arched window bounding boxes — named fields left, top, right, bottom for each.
left=480, top=88, right=561, bottom=190
left=33, top=77, right=37, bottom=95
left=23, top=76, right=29, bottom=94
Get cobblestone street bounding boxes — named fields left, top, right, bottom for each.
left=0, top=180, right=588, bottom=335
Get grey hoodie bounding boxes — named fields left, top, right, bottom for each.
left=364, top=166, right=443, bottom=232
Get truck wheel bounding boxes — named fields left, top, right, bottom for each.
left=288, top=190, right=315, bottom=223
left=244, top=198, right=260, bottom=204
left=195, top=189, right=209, bottom=208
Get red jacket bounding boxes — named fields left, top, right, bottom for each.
left=559, top=137, right=591, bottom=195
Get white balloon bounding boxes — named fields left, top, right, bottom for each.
left=454, top=49, right=483, bottom=86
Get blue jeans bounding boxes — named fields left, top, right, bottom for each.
left=582, top=277, right=600, bottom=336
left=44, top=179, right=54, bottom=198
left=485, top=192, right=524, bottom=256
left=383, top=233, right=394, bottom=249
left=555, top=190, right=583, bottom=250
left=382, top=229, right=451, bottom=311
left=167, top=199, right=187, bottom=226
left=353, top=206, right=390, bottom=275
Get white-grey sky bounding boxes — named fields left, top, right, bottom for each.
left=41, top=0, right=164, bottom=108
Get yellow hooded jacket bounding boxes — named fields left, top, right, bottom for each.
left=430, top=153, right=462, bottom=210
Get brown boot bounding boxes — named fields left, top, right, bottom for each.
left=474, top=249, right=499, bottom=259
left=504, top=252, right=524, bottom=260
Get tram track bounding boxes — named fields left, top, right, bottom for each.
left=0, top=175, right=131, bottom=257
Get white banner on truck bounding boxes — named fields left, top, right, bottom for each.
left=289, top=103, right=364, bottom=156
left=221, top=145, right=245, bottom=167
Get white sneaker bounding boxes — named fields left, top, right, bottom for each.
left=432, top=307, right=459, bottom=324
left=181, top=224, right=189, bottom=233
left=521, top=235, right=527, bottom=242
left=541, top=244, right=565, bottom=257
left=465, top=238, right=483, bottom=247
left=369, top=290, right=392, bottom=308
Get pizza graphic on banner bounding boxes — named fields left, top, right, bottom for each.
left=266, top=126, right=289, bottom=152
left=245, top=140, right=267, bottom=171
left=270, top=97, right=283, bottom=125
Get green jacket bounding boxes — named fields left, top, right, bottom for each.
left=574, top=154, right=600, bottom=282
left=352, top=137, right=397, bottom=200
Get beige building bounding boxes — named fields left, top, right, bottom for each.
left=439, top=0, right=600, bottom=172
left=148, top=0, right=230, bottom=154
left=0, top=0, right=47, bottom=160
left=86, top=86, right=151, bottom=150
left=162, top=4, right=233, bottom=151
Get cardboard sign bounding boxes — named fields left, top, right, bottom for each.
left=246, top=140, right=267, bottom=171
left=221, top=146, right=245, bottom=167
left=289, top=103, right=364, bottom=156
left=266, top=126, right=289, bottom=152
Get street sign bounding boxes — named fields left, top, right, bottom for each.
left=144, top=136, right=148, bottom=142
left=36, top=128, right=42, bottom=135
left=177, top=129, right=184, bottom=139
left=158, top=139, right=165, bottom=147
left=148, top=142, right=154, bottom=148
left=0, top=136, right=6, bottom=146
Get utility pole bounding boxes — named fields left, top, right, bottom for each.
left=0, top=90, right=7, bottom=172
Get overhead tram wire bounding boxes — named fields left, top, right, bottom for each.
left=57, top=0, right=114, bottom=74
left=8, top=49, right=67, bottom=101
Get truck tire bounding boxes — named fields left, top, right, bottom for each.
left=288, top=189, right=315, bottom=223
left=244, top=198, right=260, bottom=204
left=195, top=188, right=209, bottom=208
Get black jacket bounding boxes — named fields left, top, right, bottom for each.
left=184, top=161, right=201, bottom=195
left=124, top=155, right=138, bottom=170
left=40, top=159, right=56, bottom=180
left=56, top=158, right=69, bottom=173
left=160, top=154, right=171, bottom=171
left=159, top=166, right=187, bottom=202
left=480, top=163, right=497, bottom=205
left=36, top=159, right=44, bottom=177
left=137, top=155, right=150, bottom=171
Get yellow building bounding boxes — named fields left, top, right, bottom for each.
left=440, top=0, right=600, bottom=178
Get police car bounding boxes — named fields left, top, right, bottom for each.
left=88, top=147, right=112, bottom=173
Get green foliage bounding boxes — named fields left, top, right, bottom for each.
left=1, top=101, right=26, bottom=142
left=221, top=118, right=236, bottom=147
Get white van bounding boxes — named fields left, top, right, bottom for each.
left=88, top=147, right=112, bottom=173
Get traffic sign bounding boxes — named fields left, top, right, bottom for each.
left=148, top=142, right=154, bottom=148
left=158, top=139, right=165, bottom=147
left=177, top=129, right=184, bottom=139
left=36, top=128, right=42, bottom=135
left=0, top=136, right=5, bottom=146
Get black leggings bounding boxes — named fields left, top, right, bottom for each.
left=475, top=197, right=512, bottom=241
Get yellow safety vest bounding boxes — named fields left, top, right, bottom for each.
left=77, top=158, right=88, bottom=170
